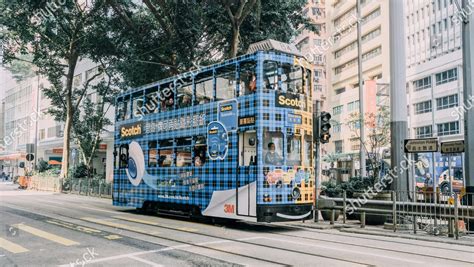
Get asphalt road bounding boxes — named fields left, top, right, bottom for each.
left=0, top=182, right=473, bottom=267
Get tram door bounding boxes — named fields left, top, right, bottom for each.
left=237, top=130, right=257, bottom=216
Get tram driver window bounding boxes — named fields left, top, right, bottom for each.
left=239, top=61, right=257, bottom=95
left=263, top=131, right=284, bottom=166
left=287, top=135, right=302, bottom=166
left=194, top=136, right=207, bottom=167
left=281, top=65, right=304, bottom=94
left=263, top=61, right=279, bottom=91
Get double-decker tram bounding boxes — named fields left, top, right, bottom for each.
left=113, top=41, right=315, bottom=222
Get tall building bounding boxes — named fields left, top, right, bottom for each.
left=293, top=0, right=328, bottom=112
left=406, top=0, right=464, bottom=143
left=324, top=0, right=391, bottom=181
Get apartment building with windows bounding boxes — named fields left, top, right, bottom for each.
left=324, top=0, right=391, bottom=180
left=406, top=0, right=464, bottom=144
left=293, top=0, right=328, bottom=111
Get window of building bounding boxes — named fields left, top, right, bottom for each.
left=437, top=121, right=460, bottom=136
left=39, top=129, right=45, bottom=140
left=287, top=135, right=302, bottom=166
left=415, top=126, right=432, bottom=138
left=333, top=105, right=343, bottom=115
left=436, top=94, right=458, bottom=110
left=413, top=76, right=431, bottom=91
left=335, top=87, right=346, bottom=95
left=333, top=123, right=342, bottom=133
left=335, top=140, right=343, bottom=154
left=347, top=100, right=360, bottom=112
left=263, top=131, right=284, bottom=166
left=414, top=100, right=432, bottom=114
left=436, top=68, right=458, bottom=85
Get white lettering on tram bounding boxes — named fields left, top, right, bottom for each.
left=144, top=113, right=206, bottom=134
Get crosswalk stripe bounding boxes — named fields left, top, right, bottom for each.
left=0, top=238, right=29, bottom=253
left=13, top=224, right=79, bottom=246
left=113, top=216, right=198, bottom=232
left=81, top=217, right=160, bottom=236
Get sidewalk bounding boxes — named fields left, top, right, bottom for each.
left=283, top=219, right=474, bottom=247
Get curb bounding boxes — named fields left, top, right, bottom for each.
left=339, top=228, right=474, bottom=247
left=283, top=222, right=354, bottom=230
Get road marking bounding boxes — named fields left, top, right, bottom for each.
left=78, top=206, right=124, bottom=215
left=46, top=220, right=102, bottom=234
left=58, top=238, right=262, bottom=266
left=113, top=215, right=198, bottom=232
left=13, top=224, right=79, bottom=246
left=128, top=255, right=164, bottom=267
left=81, top=217, right=160, bottom=236
left=0, top=238, right=29, bottom=254
left=260, top=237, right=424, bottom=264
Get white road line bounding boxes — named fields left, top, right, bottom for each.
left=58, top=237, right=263, bottom=266
left=128, top=256, right=164, bottom=267
left=259, top=236, right=425, bottom=264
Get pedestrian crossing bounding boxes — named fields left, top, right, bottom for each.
left=0, top=223, right=80, bottom=254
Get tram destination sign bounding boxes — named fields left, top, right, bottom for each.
left=404, top=138, right=439, bottom=153
left=441, top=140, right=465, bottom=154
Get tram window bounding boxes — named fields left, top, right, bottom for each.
left=116, top=99, right=126, bottom=121
left=148, top=141, right=158, bottom=167
left=281, top=65, right=304, bottom=94
left=119, top=144, right=129, bottom=169
left=263, top=61, right=278, bottom=91
left=114, top=146, right=119, bottom=169
left=239, top=61, right=257, bottom=95
left=216, top=66, right=236, bottom=101
left=158, top=149, right=174, bottom=167
left=132, top=94, right=145, bottom=119
left=176, top=137, right=192, bottom=146
left=160, top=82, right=175, bottom=112
left=195, top=72, right=214, bottom=105
left=286, top=135, right=302, bottom=166
left=177, top=77, right=193, bottom=109
left=239, top=131, right=257, bottom=166
left=177, top=147, right=192, bottom=167
left=159, top=139, right=173, bottom=148
left=194, top=136, right=207, bottom=167
left=263, top=131, right=284, bottom=166
left=303, top=135, right=313, bottom=166
left=145, top=88, right=159, bottom=114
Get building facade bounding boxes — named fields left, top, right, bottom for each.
left=324, top=0, right=391, bottom=180
left=406, top=0, right=464, bottom=143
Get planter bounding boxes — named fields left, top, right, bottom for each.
left=352, top=192, right=391, bottom=225
left=321, top=210, right=340, bottom=221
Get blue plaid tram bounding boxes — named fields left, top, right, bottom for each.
left=113, top=50, right=315, bottom=222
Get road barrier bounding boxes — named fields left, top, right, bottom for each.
left=67, top=179, right=112, bottom=198
left=318, top=190, right=473, bottom=240
left=27, top=175, right=62, bottom=192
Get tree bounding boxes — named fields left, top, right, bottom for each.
left=0, top=1, right=110, bottom=178
left=348, top=105, right=391, bottom=182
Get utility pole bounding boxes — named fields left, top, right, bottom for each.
left=389, top=0, right=409, bottom=193
left=461, top=0, right=474, bottom=201
left=356, top=0, right=366, bottom=179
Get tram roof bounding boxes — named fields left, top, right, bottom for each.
left=118, top=50, right=309, bottom=98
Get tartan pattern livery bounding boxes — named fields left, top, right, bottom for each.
left=113, top=51, right=314, bottom=218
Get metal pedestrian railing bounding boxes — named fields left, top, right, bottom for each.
left=317, top=190, right=474, bottom=240
left=67, top=179, right=112, bottom=198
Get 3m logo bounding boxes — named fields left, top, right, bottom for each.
left=224, top=204, right=235, bottom=214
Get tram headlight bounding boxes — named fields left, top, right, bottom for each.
left=291, top=187, right=301, bottom=200
left=126, top=141, right=145, bottom=186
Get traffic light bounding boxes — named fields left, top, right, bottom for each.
left=319, top=112, right=332, bottom=144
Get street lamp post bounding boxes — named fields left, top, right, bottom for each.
left=356, top=0, right=366, bottom=179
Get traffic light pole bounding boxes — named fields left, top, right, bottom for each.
left=313, top=100, right=321, bottom=222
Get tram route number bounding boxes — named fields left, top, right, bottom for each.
left=224, top=204, right=235, bottom=214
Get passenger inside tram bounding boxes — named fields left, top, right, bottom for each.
left=264, top=142, right=283, bottom=166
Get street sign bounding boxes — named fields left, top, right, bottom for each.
left=26, top=153, right=34, bottom=162
left=404, top=138, right=439, bottom=153
left=441, top=140, right=465, bottom=154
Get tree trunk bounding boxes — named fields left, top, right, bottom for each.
left=60, top=53, right=78, bottom=178
left=229, top=26, right=240, bottom=58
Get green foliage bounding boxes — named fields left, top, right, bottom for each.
left=72, top=163, right=89, bottom=179
left=321, top=180, right=343, bottom=198
left=37, top=159, right=51, bottom=173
